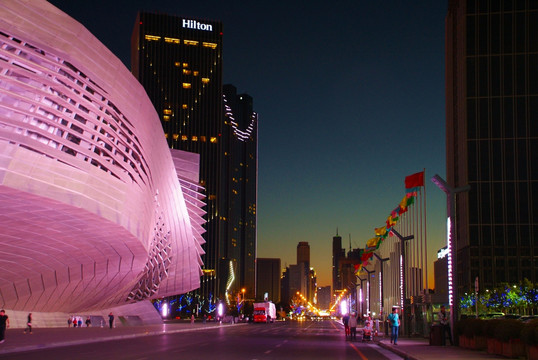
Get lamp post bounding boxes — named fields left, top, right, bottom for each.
left=357, top=276, right=366, bottom=317
left=361, top=267, right=375, bottom=317
left=431, top=174, right=470, bottom=343
left=373, top=253, right=390, bottom=317
left=390, top=228, right=413, bottom=336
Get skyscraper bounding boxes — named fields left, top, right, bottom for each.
left=446, top=0, right=537, bottom=293
left=332, top=231, right=345, bottom=292
left=132, top=14, right=257, bottom=303
left=221, top=85, right=258, bottom=299
left=297, top=241, right=310, bottom=265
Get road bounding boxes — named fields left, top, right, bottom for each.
left=3, top=320, right=403, bottom=360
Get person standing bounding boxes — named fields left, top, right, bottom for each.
left=24, top=313, right=32, bottom=334
left=438, top=305, right=453, bottom=345
left=85, top=316, right=91, bottom=327
left=0, top=310, right=10, bottom=343
left=108, top=312, right=114, bottom=329
left=387, top=307, right=400, bottom=345
left=348, top=313, right=358, bottom=341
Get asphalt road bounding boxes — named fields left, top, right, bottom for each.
left=3, top=320, right=403, bottom=360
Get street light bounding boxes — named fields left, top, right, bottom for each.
left=431, top=174, right=470, bottom=343
left=372, top=253, right=389, bottom=317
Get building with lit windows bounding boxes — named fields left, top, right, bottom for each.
left=0, top=0, right=205, bottom=326
left=132, top=15, right=257, bottom=303
left=446, top=0, right=537, bottom=294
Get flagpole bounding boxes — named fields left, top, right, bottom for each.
left=423, top=168, right=428, bottom=292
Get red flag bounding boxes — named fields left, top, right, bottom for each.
left=405, top=171, right=424, bottom=189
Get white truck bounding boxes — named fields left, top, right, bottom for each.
left=253, top=301, right=276, bottom=323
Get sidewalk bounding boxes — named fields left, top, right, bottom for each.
left=375, top=335, right=501, bottom=360
left=0, top=321, right=242, bottom=357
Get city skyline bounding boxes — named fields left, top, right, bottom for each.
left=48, top=0, right=449, bottom=288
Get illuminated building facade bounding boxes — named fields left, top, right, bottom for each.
left=0, top=0, right=205, bottom=319
left=132, top=17, right=258, bottom=302
left=446, top=0, right=537, bottom=293
left=132, top=13, right=223, bottom=301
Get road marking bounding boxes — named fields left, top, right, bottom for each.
left=264, top=350, right=272, bottom=354
left=349, top=342, right=368, bottom=360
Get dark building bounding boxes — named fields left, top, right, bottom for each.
left=256, top=258, right=281, bottom=303
left=131, top=13, right=257, bottom=303
left=434, top=247, right=449, bottom=304
left=446, top=0, right=537, bottom=295
left=317, top=286, right=332, bottom=310
left=221, top=85, right=258, bottom=300
left=332, top=231, right=345, bottom=293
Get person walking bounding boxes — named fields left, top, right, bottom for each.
left=0, top=310, right=10, bottom=344
left=24, top=313, right=32, bottom=334
left=108, top=312, right=114, bottom=329
left=387, top=307, right=400, bottom=345
left=438, top=305, right=453, bottom=345
left=348, top=313, right=358, bottom=341
left=342, top=314, right=350, bottom=339
left=85, top=316, right=91, bottom=327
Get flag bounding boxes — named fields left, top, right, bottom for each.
left=405, top=171, right=424, bottom=189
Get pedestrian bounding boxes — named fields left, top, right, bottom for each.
left=68, top=317, right=72, bottom=328
left=77, top=318, right=82, bottom=328
left=342, top=314, right=350, bottom=339
left=108, top=312, right=114, bottom=329
left=190, top=314, right=195, bottom=324
left=24, top=313, right=32, bottom=334
left=438, top=305, right=453, bottom=345
left=0, top=310, right=10, bottom=343
left=72, top=317, right=77, bottom=327
left=85, top=316, right=91, bottom=327
left=387, top=307, right=400, bottom=345
left=348, top=313, right=358, bottom=340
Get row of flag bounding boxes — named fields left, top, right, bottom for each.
left=354, top=171, right=425, bottom=275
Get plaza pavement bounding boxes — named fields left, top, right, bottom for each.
left=0, top=321, right=502, bottom=359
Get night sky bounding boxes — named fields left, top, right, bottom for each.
left=47, top=0, right=449, bottom=288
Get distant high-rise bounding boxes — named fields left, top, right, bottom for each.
left=256, top=258, right=281, bottom=303
left=446, top=0, right=537, bottom=293
left=297, top=242, right=310, bottom=265
left=332, top=231, right=345, bottom=292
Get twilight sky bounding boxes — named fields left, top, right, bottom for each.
left=48, top=0, right=449, bottom=288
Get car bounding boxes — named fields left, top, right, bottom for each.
left=519, top=315, right=538, bottom=323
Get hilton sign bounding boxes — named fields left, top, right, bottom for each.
left=182, top=19, right=213, bottom=31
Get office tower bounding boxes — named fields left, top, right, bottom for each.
left=297, top=241, right=310, bottom=265
left=317, top=286, right=332, bottom=309
left=446, top=0, right=537, bottom=293
left=221, top=85, right=258, bottom=300
left=332, top=231, right=345, bottom=292
left=256, top=258, right=281, bottom=303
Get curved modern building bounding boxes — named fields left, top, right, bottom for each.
left=0, top=0, right=205, bottom=314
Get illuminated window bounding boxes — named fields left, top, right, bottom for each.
left=202, top=42, right=217, bottom=49
left=174, top=62, right=181, bottom=67
left=163, top=115, right=170, bottom=121
left=193, top=71, right=199, bottom=76
left=183, top=69, right=191, bottom=75
left=163, top=109, right=172, bottom=115
left=202, top=78, right=210, bottom=84
left=182, top=83, right=191, bottom=89
left=144, top=35, right=161, bottom=41
left=181, top=135, right=188, bottom=141
left=164, top=37, right=180, bottom=43
left=210, top=137, right=217, bottom=143
left=200, top=136, right=206, bottom=142
left=192, top=136, right=198, bottom=141
left=164, top=133, right=168, bottom=138
left=172, top=134, right=179, bottom=140
left=182, top=104, right=188, bottom=109
left=208, top=195, right=216, bottom=200
left=182, top=63, right=189, bottom=68
left=184, top=39, right=199, bottom=46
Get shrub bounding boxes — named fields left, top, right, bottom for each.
left=493, top=319, right=524, bottom=341
left=483, top=319, right=503, bottom=338
left=521, top=319, right=538, bottom=346
left=463, top=318, right=485, bottom=337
